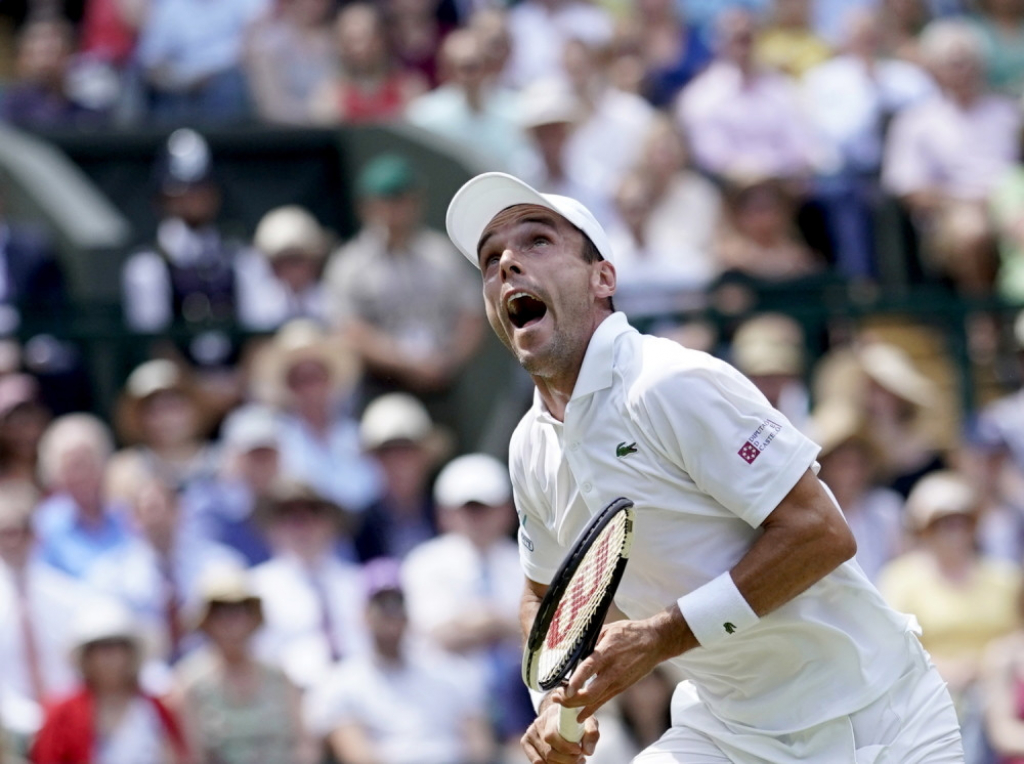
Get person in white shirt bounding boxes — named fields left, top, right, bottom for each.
left=0, top=482, right=103, bottom=739
left=250, top=478, right=370, bottom=690
left=402, top=453, right=533, bottom=742
left=444, top=171, right=963, bottom=763
left=304, top=559, right=495, bottom=764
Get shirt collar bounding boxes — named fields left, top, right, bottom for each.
left=572, top=312, right=632, bottom=400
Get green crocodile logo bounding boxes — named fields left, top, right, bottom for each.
left=616, top=441, right=638, bottom=458
left=724, top=622, right=736, bottom=635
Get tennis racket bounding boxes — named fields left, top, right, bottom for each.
left=522, top=496, right=635, bottom=743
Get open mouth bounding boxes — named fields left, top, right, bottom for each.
left=506, top=291, right=548, bottom=329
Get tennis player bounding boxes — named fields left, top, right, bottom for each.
left=445, top=172, right=963, bottom=764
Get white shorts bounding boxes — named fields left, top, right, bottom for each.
left=633, top=639, right=963, bottom=764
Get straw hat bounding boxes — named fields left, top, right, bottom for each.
left=857, top=343, right=938, bottom=408
left=905, top=471, right=978, bottom=531
left=251, top=320, right=360, bottom=407
left=732, top=314, right=804, bottom=377
left=114, top=359, right=212, bottom=445
left=253, top=206, right=329, bottom=262
left=518, top=78, right=581, bottom=130
left=359, top=393, right=452, bottom=462
left=806, top=401, right=873, bottom=461
left=254, top=476, right=354, bottom=533
left=190, top=564, right=263, bottom=632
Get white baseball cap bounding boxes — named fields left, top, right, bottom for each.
left=433, top=453, right=511, bottom=508
left=445, top=172, right=614, bottom=268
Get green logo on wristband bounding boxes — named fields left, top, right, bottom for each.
left=724, top=622, right=736, bottom=634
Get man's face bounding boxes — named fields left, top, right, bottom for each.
left=476, top=205, right=614, bottom=378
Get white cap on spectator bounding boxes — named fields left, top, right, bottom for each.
left=69, top=600, right=143, bottom=660
left=360, top=393, right=452, bottom=461
left=222, top=405, right=279, bottom=453
left=434, top=453, right=511, bottom=508
left=446, top=172, right=614, bottom=267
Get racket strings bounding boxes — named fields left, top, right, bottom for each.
left=537, top=513, right=629, bottom=685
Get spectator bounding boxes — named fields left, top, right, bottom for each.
left=135, top=0, right=263, bottom=123
left=561, top=37, right=658, bottom=213
left=252, top=319, right=382, bottom=513
left=309, top=3, right=427, bottom=125
left=0, top=375, right=50, bottom=487
left=0, top=482, right=100, bottom=740
left=243, top=0, right=335, bottom=125
left=802, top=8, right=936, bottom=280
left=729, top=313, right=810, bottom=428
left=807, top=401, right=904, bottom=582
left=1, top=16, right=109, bottom=128
left=30, top=601, right=189, bottom=764
left=504, top=0, right=612, bottom=88
left=353, top=393, right=449, bottom=562
left=467, top=7, right=513, bottom=87
left=185, top=404, right=282, bottom=566
left=386, top=0, right=452, bottom=89
left=855, top=342, right=946, bottom=496
left=250, top=478, right=369, bottom=690
left=972, top=0, right=1024, bottom=97
left=882, top=19, right=1020, bottom=294
left=626, top=0, right=712, bottom=108
left=402, top=453, right=533, bottom=744
left=878, top=0, right=931, bottom=64
left=304, top=559, right=495, bottom=764
left=679, top=10, right=823, bottom=184
left=606, top=116, right=723, bottom=316
left=517, top=79, right=614, bottom=230
left=171, top=565, right=317, bottom=764
left=981, top=584, right=1024, bottom=763
left=122, top=129, right=266, bottom=374
left=880, top=471, right=1022, bottom=762
left=33, top=414, right=132, bottom=580
left=324, top=154, right=484, bottom=404
left=106, top=360, right=218, bottom=503
left=88, top=475, right=245, bottom=666
left=242, top=205, right=331, bottom=330
left=714, top=177, right=822, bottom=281
left=755, top=0, right=832, bottom=78
left=991, top=130, right=1024, bottom=302
left=676, top=8, right=820, bottom=183
left=0, top=189, right=69, bottom=335
left=405, top=29, right=532, bottom=175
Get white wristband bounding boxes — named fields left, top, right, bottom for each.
left=677, top=571, right=759, bottom=647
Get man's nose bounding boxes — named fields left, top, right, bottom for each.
left=499, top=248, right=522, bottom=280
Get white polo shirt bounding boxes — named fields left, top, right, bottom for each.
left=510, top=313, right=916, bottom=734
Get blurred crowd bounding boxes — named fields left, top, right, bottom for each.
left=5, top=0, right=1024, bottom=762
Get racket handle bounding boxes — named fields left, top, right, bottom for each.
left=558, top=703, right=584, bottom=743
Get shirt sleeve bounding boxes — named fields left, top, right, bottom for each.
left=881, top=108, right=934, bottom=196
left=639, top=360, right=821, bottom=528
left=512, top=484, right=563, bottom=585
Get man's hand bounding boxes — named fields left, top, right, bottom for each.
left=522, top=695, right=599, bottom=764
left=561, top=608, right=693, bottom=722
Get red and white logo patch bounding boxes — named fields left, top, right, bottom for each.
left=737, top=419, right=783, bottom=465
left=738, top=442, right=760, bottom=464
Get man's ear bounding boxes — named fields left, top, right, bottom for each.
left=592, top=260, right=616, bottom=301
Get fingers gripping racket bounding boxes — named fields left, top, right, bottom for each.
left=522, top=497, right=635, bottom=743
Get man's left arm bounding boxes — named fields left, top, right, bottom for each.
left=560, top=468, right=856, bottom=720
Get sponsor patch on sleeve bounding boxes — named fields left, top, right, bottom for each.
left=737, top=419, right=782, bottom=464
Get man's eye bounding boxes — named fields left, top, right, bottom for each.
left=532, top=236, right=549, bottom=247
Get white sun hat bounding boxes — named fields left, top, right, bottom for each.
left=445, top=172, right=614, bottom=268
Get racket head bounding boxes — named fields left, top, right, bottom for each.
left=522, top=497, right=635, bottom=692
